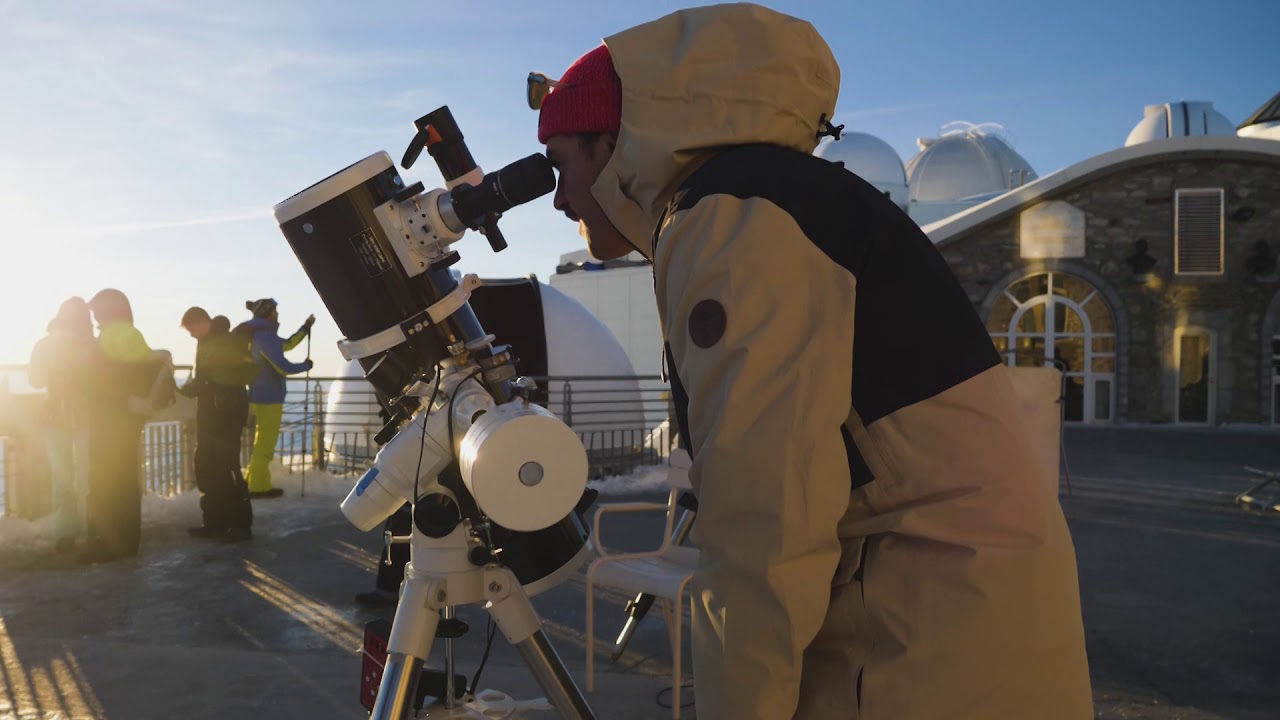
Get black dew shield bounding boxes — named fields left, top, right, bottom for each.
left=272, top=152, right=487, bottom=401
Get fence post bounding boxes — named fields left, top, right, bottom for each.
left=312, top=382, right=326, bottom=472
left=162, top=424, right=171, bottom=496
left=563, top=380, right=573, bottom=427
left=169, top=423, right=180, bottom=496
left=1, top=437, right=8, bottom=516
left=182, top=419, right=195, bottom=492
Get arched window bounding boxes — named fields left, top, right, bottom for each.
left=987, top=272, right=1116, bottom=423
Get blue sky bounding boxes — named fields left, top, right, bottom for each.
left=1, top=0, right=1275, bottom=374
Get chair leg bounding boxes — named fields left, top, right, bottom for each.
left=672, top=596, right=684, bottom=720
left=586, top=577, right=595, bottom=693
left=661, top=599, right=676, bottom=657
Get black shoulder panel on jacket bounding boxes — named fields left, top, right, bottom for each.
left=664, top=144, right=999, bottom=426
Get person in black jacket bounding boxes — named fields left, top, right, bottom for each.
left=28, top=298, right=95, bottom=554
left=181, top=307, right=255, bottom=542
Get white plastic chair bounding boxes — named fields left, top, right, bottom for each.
left=585, top=449, right=697, bottom=719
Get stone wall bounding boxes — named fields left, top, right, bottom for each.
left=939, top=157, right=1280, bottom=424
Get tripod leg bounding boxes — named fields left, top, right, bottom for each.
left=371, top=575, right=441, bottom=720
left=443, top=606, right=458, bottom=709
left=487, top=573, right=597, bottom=720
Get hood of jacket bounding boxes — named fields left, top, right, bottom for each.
left=591, top=3, right=840, bottom=258
left=98, top=321, right=152, bottom=364
left=245, top=316, right=279, bottom=336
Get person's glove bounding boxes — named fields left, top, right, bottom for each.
left=302, top=358, right=314, bottom=372
left=303, top=314, right=316, bottom=333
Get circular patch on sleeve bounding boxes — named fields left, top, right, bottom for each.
left=688, top=299, right=727, bottom=349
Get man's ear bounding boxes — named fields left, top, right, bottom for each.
left=594, top=132, right=618, bottom=159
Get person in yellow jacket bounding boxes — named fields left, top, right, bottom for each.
left=241, top=298, right=313, bottom=498
left=532, top=4, right=1093, bottom=718
left=81, top=289, right=171, bottom=563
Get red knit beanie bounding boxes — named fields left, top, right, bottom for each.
left=537, top=44, right=622, bottom=144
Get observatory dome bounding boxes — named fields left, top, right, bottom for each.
left=905, top=122, right=1037, bottom=204
left=1237, top=91, right=1280, bottom=142
left=815, top=133, right=908, bottom=209
left=1125, top=101, right=1235, bottom=146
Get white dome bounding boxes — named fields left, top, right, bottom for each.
left=1125, top=101, right=1235, bottom=147
left=324, top=280, right=645, bottom=464
left=905, top=123, right=1037, bottom=204
left=815, top=133, right=908, bottom=209
left=1238, top=91, right=1280, bottom=141
left=1239, top=121, right=1280, bottom=141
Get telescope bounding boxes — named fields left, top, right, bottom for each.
left=273, top=106, right=597, bottom=719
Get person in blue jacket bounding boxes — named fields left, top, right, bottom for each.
left=241, top=298, right=313, bottom=498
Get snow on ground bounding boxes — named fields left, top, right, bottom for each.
left=0, top=461, right=672, bottom=554
left=0, top=511, right=54, bottom=554
left=588, top=463, right=671, bottom=496
left=0, top=461, right=355, bottom=555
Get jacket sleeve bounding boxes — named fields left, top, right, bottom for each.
left=178, top=378, right=202, bottom=398
left=282, top=326, right=308, bottom=352
left=657, top=195, right=857, bottom=720
left=255, top=336, right=310, bottom=376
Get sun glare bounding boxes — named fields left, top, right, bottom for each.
left=0, top=218, right=116, bottom=368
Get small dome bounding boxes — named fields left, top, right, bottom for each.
left=815, top=133, right=908, bottom=209
left=905, top=122, right=1036, bottom=204
left=1125, top=101, right=1235, bottom=146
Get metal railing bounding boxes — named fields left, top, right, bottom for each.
left=1, top=364, right=675, bottom=518
left=268, top=374, right=674, bottom=478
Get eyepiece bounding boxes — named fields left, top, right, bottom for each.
left=451, top=154, right=555, bottom=226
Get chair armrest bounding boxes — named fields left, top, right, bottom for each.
left=592, top=500, right=672, bottom=556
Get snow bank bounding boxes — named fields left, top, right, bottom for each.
left=0, top=512, right=55, bottom=555
left=0, top=460, right=674, bottom=553
left=0, top=462, right=357, bottom=553
left=589, top=464, right=671, bottom=496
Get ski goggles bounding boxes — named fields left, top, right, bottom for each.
left=526, top=72, right=562, bottom=110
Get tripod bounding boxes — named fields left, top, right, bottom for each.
left=371, top=521, right=595, bottom=719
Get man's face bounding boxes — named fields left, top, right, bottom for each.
left=545, top=133, right=635, bottom=261
left=185, top=317, right=211, bottom=340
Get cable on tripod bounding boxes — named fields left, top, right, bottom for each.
left=654, top=684, right=696, bottom=710
left=445, top=368, right=496, bottom=698
left=412, top=363, right=445, bottom=514
left=468, top=617, right=497, bottom=695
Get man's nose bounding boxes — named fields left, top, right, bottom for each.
left=552, top=180, right=570, bottom=214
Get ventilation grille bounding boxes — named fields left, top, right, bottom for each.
left=1175, top=189, right=1224, bottom=275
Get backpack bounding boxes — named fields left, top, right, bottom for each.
left=228, top=323, right=260, bottom=386
left=128, top=350, right=179, bottom=417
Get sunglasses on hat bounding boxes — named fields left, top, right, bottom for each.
left=526, top=72, right=562, bottom=110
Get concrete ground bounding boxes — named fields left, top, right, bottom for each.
left=1, top=426, right=1279, bottom=719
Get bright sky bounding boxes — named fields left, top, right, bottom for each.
left=1, top=0, right=1274, bottom=375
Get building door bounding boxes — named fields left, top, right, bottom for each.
left=987, top=272, right=1117, bottom=424
left=1175, top=327, right=1216, bottom=425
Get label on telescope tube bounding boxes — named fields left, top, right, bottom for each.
left=349, top=228, right=393, bottom=278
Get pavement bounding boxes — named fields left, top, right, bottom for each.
left=1, top=426, right=1279, bottom=719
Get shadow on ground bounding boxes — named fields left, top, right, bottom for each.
left=1, top=426, right=1278, bottom=718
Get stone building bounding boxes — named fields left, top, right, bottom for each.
left=926, top=135, right=1280, bottom=425
left=551, top=93, right=1280, bottom=429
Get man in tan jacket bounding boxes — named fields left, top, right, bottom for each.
left=532, top=4, right=1093, bottom=718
